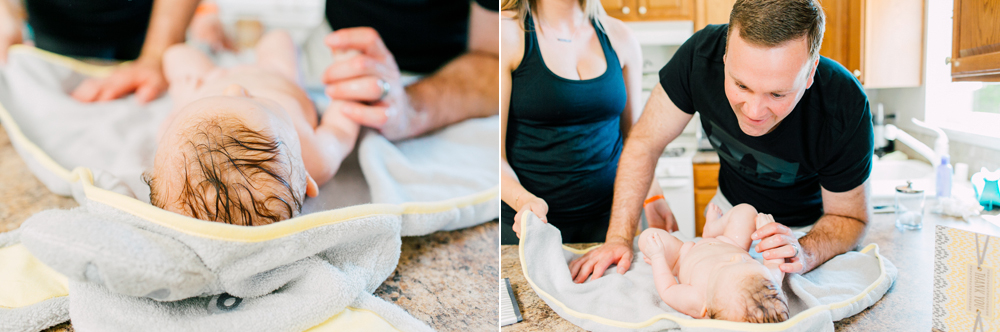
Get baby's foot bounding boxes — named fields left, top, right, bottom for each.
left=755, top=213, right=776, bottom=229
left=642, top=231, right=667, bottom=259
left=705, top=203, right=723, bottom=223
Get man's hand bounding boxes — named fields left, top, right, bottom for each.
left=751, top=221, right=806, bottom=274
left=511, top=195, right=548, bottom=239
left=644, top=198, right=678, bottom=232
left=71, top=58, right=167, bottom=104
left=323, top=27, right=427, bottom=141
left=568, top=238, right=633, bottom=283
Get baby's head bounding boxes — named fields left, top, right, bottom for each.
left=707, top=262, right=789, bottom=323
left=145, top=85, right=317, bottom=226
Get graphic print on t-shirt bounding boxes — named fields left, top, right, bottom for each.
left=707, top=122, right=799, bottom=187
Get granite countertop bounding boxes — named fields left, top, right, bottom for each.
left=501, top=203, right=1000, bottom=331
left=0, top=125, right=499, bottom=332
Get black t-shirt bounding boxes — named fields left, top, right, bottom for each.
left=660, top=24, right=873, bottom=226
left=326, top=0, right=498, bottom=74
left=26, top=0, right=154, bottom=60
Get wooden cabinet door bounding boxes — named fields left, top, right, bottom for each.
left=819, top=0, right=864, bottom=82
left=820, top=0, right=923, bottom=88
left=636, top=0, right=694, bottom=21
left=952, top=0, right=1000, bottom=81
left=694, top=0, right=736, bottom=31
left=602, top=0, right=638, bottom=21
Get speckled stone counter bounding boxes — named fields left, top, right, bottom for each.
left=501, top=203, right=1000, bottom=331
left=0, top=126, right=499, bottom=332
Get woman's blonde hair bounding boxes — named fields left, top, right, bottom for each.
left=501, top=0, right=604, bottom=31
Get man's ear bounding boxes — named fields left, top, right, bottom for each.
left=306, top=175, right=319, bottom=198
left=805, top=57, right=819, bottom=89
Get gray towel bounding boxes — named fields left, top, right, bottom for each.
left=0, top=46, right=498, bottom=332
left=518, top=213, right=897, bottom=332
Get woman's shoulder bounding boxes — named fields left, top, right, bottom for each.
left=596, top=15, right=640, bottom=64
left=501, top=10, right=525, bottom=71
left=596, top=15, right=636, bottom=45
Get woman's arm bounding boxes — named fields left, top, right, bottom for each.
left=500, top=12, right=548, bottom=236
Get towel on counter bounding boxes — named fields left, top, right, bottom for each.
left=517, top=213, right=897, bottom=332
left=0, top=46, right=498, bottom=332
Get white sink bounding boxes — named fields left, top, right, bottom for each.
left=870, top=159, right=935, bottom=201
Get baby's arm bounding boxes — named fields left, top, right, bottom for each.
left=642, top=231, right=707, bottom=318
left=756, top=213, right=786, bottom=284
left=660, top=284, right=707, bottom=319
left=299, top=106, right=360, bottom=186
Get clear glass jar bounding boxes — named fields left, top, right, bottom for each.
left=895, top=181, right=925, bottom=230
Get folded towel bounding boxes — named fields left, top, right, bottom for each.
left=518, top=213, right=897, bottom=332
left=0, top=46, right=498, bottom=332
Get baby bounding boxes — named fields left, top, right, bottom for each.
left=639, top=203, right=789, bottom=323
left=143, top=30, right=359, bottom=226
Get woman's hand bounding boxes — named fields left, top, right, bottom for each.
left=644, top=197, right=678, bottom=232
left=511, top=195, right=547, bottom=239
left=0, top=11, right=22, bottom=65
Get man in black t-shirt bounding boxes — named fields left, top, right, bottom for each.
left=569, top=0, right=873, bottom=283
left=322, top=0, right=499, bottom=141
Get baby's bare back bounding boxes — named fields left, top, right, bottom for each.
left=192, top=67, right=317, bottom=129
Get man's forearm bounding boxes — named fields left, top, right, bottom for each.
left=605, top=133, right=661, bottom=243
left=798, top=213, right=868, bottom=272
left=405, top=51, right=499, bottom=133
left=137, top=0, right=199, bottom=63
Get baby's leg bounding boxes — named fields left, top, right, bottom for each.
left=701, top=203, right=726, bottom=238
left=255, top=30, right=300, bottom=83
left=162, top=44, right=215, bottom=103
left=718, top=203, right=759, bottom=251
left=639, top=228, right=685, bottom=274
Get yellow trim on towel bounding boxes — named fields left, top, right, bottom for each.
left=517, top=213, right=889, bottom=331
left=0, top=244, right=69, bottom=309
left=8, top=45, right=118, bottom=77
left=0, top=46, right=499, bottom=242
left=305, top=307, right=402, bottom=332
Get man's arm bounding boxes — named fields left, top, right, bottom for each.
left=753, top=180, right=871, bottom=273
left=798, top=180, right=871, bottom=272
left=324, top=2, right=498, bottom=141
left=568, top=84, right=692, bottom=283
left=71, top=0, right=199, bottom=103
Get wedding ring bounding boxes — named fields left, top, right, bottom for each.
left=377, top=79, right=391, bottom=100
left=792, top=244, right=800, bottom=257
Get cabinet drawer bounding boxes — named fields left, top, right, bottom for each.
left=693, top=163, right=720, bottom=189
left=694, top=188, right=716, bottom=237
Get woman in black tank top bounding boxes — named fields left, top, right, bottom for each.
left=500, top=0, right=677, bottom=244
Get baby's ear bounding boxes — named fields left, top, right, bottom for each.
left=699, top=305, right=708, bottom=319
left=305, top=175, right=319, bottom=198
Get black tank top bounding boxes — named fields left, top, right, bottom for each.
left=502, top=12, right=627, bottom=242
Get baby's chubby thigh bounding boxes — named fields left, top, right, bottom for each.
left=720, top=203, right=759, bottom=251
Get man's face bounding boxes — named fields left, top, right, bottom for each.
left=723, top=26, right=818, bottom=137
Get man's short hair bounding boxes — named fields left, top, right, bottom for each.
left=727, top=0, right=826, bottom=59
